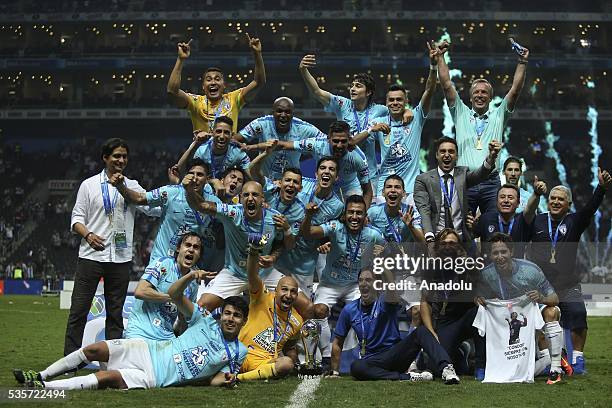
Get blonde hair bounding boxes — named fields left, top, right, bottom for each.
left=470, top=79, right=493, bottom=98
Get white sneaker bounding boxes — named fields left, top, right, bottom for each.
left=409, top=370, right=433, bottom=382
left=441, top=364, right=460, bottom=385
left=407, top=360, right=418, bottom=373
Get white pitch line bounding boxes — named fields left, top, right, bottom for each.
left=285, top=376, right=322, bottom=408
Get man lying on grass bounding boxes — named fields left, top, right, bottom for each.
left=13, top=233, right=248, bottom=390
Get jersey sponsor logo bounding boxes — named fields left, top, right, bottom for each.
left=252, top=327, right=276, bottom=354
left=181, top=346, right=210, bottom=377
left=111, top=339, right=122, bottom=345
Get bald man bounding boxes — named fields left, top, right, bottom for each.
left=235, top=97, right=327, bottom=180
left=236, top=235, right=304, bottom=381
left=182, top=177, right=292, bottom=311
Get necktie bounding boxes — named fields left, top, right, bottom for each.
left=442, top=174, right=454, bottom=229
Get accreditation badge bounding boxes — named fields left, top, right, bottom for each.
left=114, top=231, right=128, bottom=249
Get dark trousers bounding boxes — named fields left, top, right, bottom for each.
left=467, top=172, right=500, bottom=215
left=436, top=306, right=485, bottom=373
left=64, top=258, right=130, bottom=355
left=350, top=326, right=451, bottom=380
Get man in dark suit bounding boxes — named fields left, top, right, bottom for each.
left=414, top=137, right=502, bottom=245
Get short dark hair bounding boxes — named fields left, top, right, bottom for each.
left=387, top=84, right=407, bottom=95
left=384, top=174, right=405, bottom=190
left=282, top=167, right=302, bottom=179
left=222, top=296, right=249, bottom=319
left=328, top=121, right=350, bottom=137
left=316, top=156, right=339, bottom=170
left=503, top=156, right=523, bottom=171
left=222, top=165, right=248, bottom=181
left=434, top=136, right=458, bottom=152
left=204, top=67, right=224, bottom=79
left=101, top=138, right=129, bottom=160
left=353, top=72, right=376, bottom=105
left=175, top=232, right=203, bottom=259
left=214, top=115, right=233, bottom=129
left=357, top=268, right=375, bottom=281
left=497, top=183, right=520, bottom=198
left=345, top=194, right=367, bottom=209
left=186, top=158, right=210, bottom=177
left=435, top=228, right=461, bottom=243
left=487, top=232, right=513, bottom=254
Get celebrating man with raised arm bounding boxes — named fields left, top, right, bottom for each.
left=437, top=39, right=528, bottom=214
left=167, top=34, right=265, bottom=133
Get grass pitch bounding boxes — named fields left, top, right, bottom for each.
left=1, top=295, right=611, bottom=407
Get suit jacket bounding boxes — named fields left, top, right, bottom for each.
left=413, top=164, right=493, bottom=240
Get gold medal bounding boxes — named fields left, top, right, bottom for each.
left=360, top=340, right=367, bottom=357
left=476, top=137, right=483, bottom=150
left=384, top=133, right=391, bottom=145
left=549, top=248, right=556, bottom=264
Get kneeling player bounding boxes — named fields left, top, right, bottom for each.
left=13, top=269, right=249, bottom=389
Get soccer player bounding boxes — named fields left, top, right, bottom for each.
left=298, top=55, right=412, bottom=188
left=367, top=175, right=425, bottom=244
left=110, top=158, right=222, bottom=271
left=181, top=176, right=290, bottom=312
left=528, top=168, right=611, bottom=373
left=236, top=234, right=304, bottom=381
left=349, top=41, right=439, bottom=196
left=212, top=166, right=247, bottom=205
left=419, top=229, right=484, bottom=376
left=177, top=116, right=250, bottom=180
left=476, top=233, right=566, bottom=384
left=302, top=195, right=386, bottom=363
left=167, top=34, right=265, bottom=133
left=503, top=156, right=530, bottom=213
left=13, top=240, right=249, bottom=390
left=414, top=137, right=501, bottom=244
left=437, top=39, right=528, bottom=215
left=235, top=97, right=327, bottom=181
left=275, top=120, right=373, bottom=205
left=124, top=233, right=209, bottom=341
left=469, top=180, right=545, bottom=259
left=331, top=269, right=460, bottom=384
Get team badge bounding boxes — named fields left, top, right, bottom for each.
left=488, top=225, right=495, bottom=233
left=559, top=224, right=567, bottom=235
left=190, top=346, right=209, bottom=367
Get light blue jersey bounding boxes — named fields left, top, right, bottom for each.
left=367, top=202, right=422, bottom=243
left=275, top=177, right=344, bottom=276
left=215, top=203, right=283, bottom=279
left=146, top=305, right=247, bottom=387
left=319, top=222, right=385, bottom=286
left=292, top=138, right=370, bottom=196
left=369, top=103, right=427, bottom=195
left=240, top=116, right=326, bottom=180
left=478, top=259, right=555, bottom=300
left=194, top=140, right=250, bottom=179
left=263, top=179, right=306, bottom=237
left=324, top=94, right=389, bottom=180
left=124, top=257, right=198, bottom=341
left=145, top=185, right=221, bottom=270
left=515, top=187, right=530, bottom=213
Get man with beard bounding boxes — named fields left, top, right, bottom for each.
left=302, top=195, right=385, bottom=366
left=470, top=181, right=545, bottom=259
left=275, top=121, right=373, bottom=205
left=437, top=39, right=528, bottom=215
left=167, top=34, right=265, bottom=133
left=477, top=233, right=567, bottom=384
left=419, top=229, right=485, bottom=376
left=298, top=55, right=413, bottom=189
left=182, top=176, right=291, bottom=312
left=235, top=97, right=327, bottom=181
left=349, top=42, right=439, bottom=197
left=110, top=158, right=222, bottom=272
left=502, top=157, right=531, bottom=213
left=14, top=235, right=248, bottom=389
left=528, top=168, right=611, bottom=374
left=414, top=137, right=501, bottom=244
left=177, top=116, right=250, bottom=180
left=331, top=269, right=460, bottom=384
left=236, top=234, right=304, bottom=381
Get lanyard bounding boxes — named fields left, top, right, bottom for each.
left=474, top=116, right=487, bottom=137
left=352, top=105, right=370, bottom=134
left=100, top=171, right=120, bottom=221
left=547, top=214, right=566, bottom=249
left=357, top=298, right=378, bottom=358
left=497, top=274, right=507, bottom=300
left=217, top=326, right=240, bottom=374
left=384, top=205, right=404, bottom=243
left=274, top=196, right=294, bottom=215
left=272, top=300, right=292, bottom=354
left=206, top=95, right=226, bottom=130
left=439, top=175, right=454, bottom=208
left=209, top=141, right=229, bottom=179
left=243, top=208, right=266, bottom=237
left=345, top=228, right=363, bottom=268
left=498, top=215, right=515, bottom=235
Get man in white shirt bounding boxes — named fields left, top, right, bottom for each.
left=66, top=138, right=157, bottom=357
